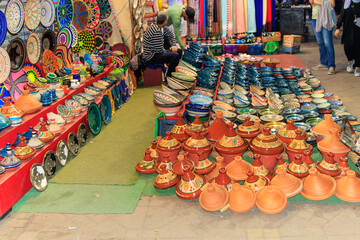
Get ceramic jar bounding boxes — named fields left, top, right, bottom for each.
left=310, top=114, right=341, bottom=143
left=316, top=152, right=341, bottom=177
left=14, top=90, right=43, bottom=115
left=194, top=150, right=216, bottom=175
left=14, top=136, right=36, bottom=160
left=317, top=128, right=350, bottom=162
left=228, top=183, right=256, bottom=213
left=183, top=130, right=212, bottom=163
left=199, top=183, right=229, bottom=211
left=287, top=154, right=310, bottom=178
left=271, top=168, right=303, bottom=197
left=335, top=170, right=360, bottom=202
left=156, top=132, right=181, bottom=162
left=135, top=149, right=156, bottom=174
left=301, top=168, right=336, bottom=200
left=207, top=111, right=228, bottom=142
left=237, top=117, right=261, bottom=142
left=256, top=186, right=287, bottom=214
left=250, top=127, right=284, bottom=170
left=0, top=97, right=24, bottom=118
left=286, top=130, right=313, bottom=162
left=186, top=115, right=208, bottom=137
left=153, top=165, right=180, bottom=189
left=243, top=171, right=269, bottom=192
left=170, top=113, right=189, bottom=143
left=276, top=119, right=307, bottom=145
left=175, top=165, right=206, bottom=200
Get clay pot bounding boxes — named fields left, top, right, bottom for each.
left=335, top=170, right=360, bottom=202
left=317, top=128, right=350, bottom=162
left=250, top=127, right=284, bottom=170
left=48, top=119, right=62, bottom=136
left=310, top=114, right=341, bottom=143
left=135, top=149, right=156, bottom=174
left=229, top=183, right=256, bottom=213
left=275, top=155, right=289, bottom=172
left=301, top=168, right=336, bottom=201
left=0, top=97, right=24, bottom=118
left=226, top=156, right=253, bottom=181
left=214, top=123, right=249, bottom=163
left=271, top=169, right=303, bottom=197
left=207, top=111, right=228, bottom=142
left=23, top=82, right=37, bottom=92
left=204, top=156, right=227, bottom=180
left=194, top=150, right=216, bottom=175
left=276, top=119, right=307, bottom=145
left=252, top=153, right=274, bottom=181
left=37, top=122, right=55, bottom=143
left=172, top=154, right=194, bottom=176
left=199, top=183, right=229, bottom=211
left=303, top=150, right=315, bottom=168
left=286, top=130, right=313, bottom=162
left=27, top=132, right=45, bottom=149
left=153, top=165, right=180, bottom=189
left=175, top=165, right=206, bottom=200
left=14, top=90, right=43, bottom=115
left=316, top=152, right=341, bottom=177
left=243, top=170, right=269, bottom=192
left=256, top=186, right=287, bottom=214
left=211, top=167, right=234, bottom=191
left=156, top=153, right=172, bottom=174
left=186, top=115, right=208, bottom=137
left=156, top=132, right=181, bottom=162
left=253, top=118, right=264, bottom=131
left=237, top=117, right=261, bottom=142
left=147, top=140, right=159, bottom=164
left=170, top=113, right=189, bottom=143
left=14, top=136, right=36, bottom=160
left=183, top=130, right=213, bottom=163
left=336, top=156, right=360, bottom=179
left=287, top=154, right=309, bottom=178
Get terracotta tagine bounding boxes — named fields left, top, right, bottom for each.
left=186, top=115, right=208, bottom=137
left=48, top=119, right=62, bottom=136
left=276, top=119, right=307, bottom=145
left=153, top=165, right=180, bottom=189
left=253, top=118, right=264, bottom=131
left=287, top=154, right=310, bottom=178
left=14, top=90, right=42, bottom=115
left=27, top=131, right=45, bottom=149
left=237, top=117, right=261, bottom=142
left=175, top=165, right=206, bottom=200
left=135, top=149, right=156, bottom=174
left=156, top=132, right=181, bottom=162
left=183, top=130, right=213, bottom=163
left=37, top=122, right=55, bottom=143
left=23, top=82, right=37, bottom=92
left=303, top=150, right=315, bottom=168
left=286, top=130, right=313, bottom=162
left=204, top=156, right=227, bottom=180
left=310, top=114, right=341, bottom=143
left=214, top=123, right=249, bottom=163
left=316, top=152, right=341, bottom=177
left=317, top=128, right=350, bottom=162
left=252, top=153, right=274, bottom=181
left=170, top=113, right=189, bottom=143
left=250, top=127, right=284, bottom=170
left=156, top=153, right=172, bottom=174
left=212, top=167, right=234, bottom=191
left=228, top=183, right=256, bottom=213
left=243, top=170, right=269, bottom=192
left=275, top=155, right=289, bottom=172
left=271, top=168, right=303, bottom=198
left=14, top=136, right=36, bottom=160
left=0, top=97, right=24, bottom=118
left=335, top=170, right=360, bottom=202
left=147, top=140, right=159, bottom=164
left=256, top=186, right=287, bottom=214
left=34, top=117, right=49, bottom=131
left=207, top=111, right=228, bottom=142
left=194, top=150, right=216, bottom=175
left=172, top=154, right=194, bottom=176
left=199, top=183, right=229, bottom=211
left=226, top=156, right=253, bottom=181
left=337, top=156, right=360, bottom=179
left=301, top=168, right=336, bottom=201
left=0, top=147, right=21, bottom=169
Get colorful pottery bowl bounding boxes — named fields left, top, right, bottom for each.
left=305, top=117, right=323, bottom=126
left=189, top=94, right=213, bottom=107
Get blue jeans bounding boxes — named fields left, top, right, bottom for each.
left=312, top=19, right=335, bottom=68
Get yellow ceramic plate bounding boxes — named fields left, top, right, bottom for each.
left=349, top=121, right=360, bottom=126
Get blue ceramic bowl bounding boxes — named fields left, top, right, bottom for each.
left=282, top=108, right=301, bottom=115
left=285, top=114, right=305, bottom=122
left=185, top=103, right=210, bottom=111
left=203, top=61, right=220, bottom=68
left=189, top=94, right=213, bottom=107
left=295, top=122, right=312, bottom=132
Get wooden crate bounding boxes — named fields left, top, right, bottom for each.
left=283, top=35, right=302, bottom=47
left=262, top=33, right=281, bottom=43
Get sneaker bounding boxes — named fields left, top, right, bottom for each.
left=313, top=64, right=328, bottom=70
left=347, top=60, right=355, bottom=72
left=328, top=67, right=335, bottom=75
left=355, top=68, right=360, bottom=77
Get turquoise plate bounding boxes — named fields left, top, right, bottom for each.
left=87, top=102, right=102, bottom=135
left=100, top=94, right=111, bottom=125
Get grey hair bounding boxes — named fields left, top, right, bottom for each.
left=157, top=11, right=168, bottom=24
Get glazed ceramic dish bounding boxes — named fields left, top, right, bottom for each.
left=87, top=102, right=102, bottom=135
left=100, top=94, right=111, bottom=125
left=189, top=94, right=213, bottom=107
left=72, top=94, right=89, bottom=106
left=30, top=163, right=48, bottom=192
left=260, top=114, right=284, bottom=122
left=56, top=140, right=69, bottom=167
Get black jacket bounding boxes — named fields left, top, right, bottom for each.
left=337, top=1, right=360, bottom=46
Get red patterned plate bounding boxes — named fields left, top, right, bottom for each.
left=111, top=43, right=130, bottom=57
left=42, top=49, right=59, bottom=74
left=96, top=20, right=112, bottom=41
left=72, top=30, right=95, bottom=53
left=85, top=0, right=100, bottom=29
left=73, top=0, right=89, bottom=32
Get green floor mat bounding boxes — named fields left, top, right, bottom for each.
left=50, top=87, right=160, bottom=185
left=13, top=181, right=146, bottom=214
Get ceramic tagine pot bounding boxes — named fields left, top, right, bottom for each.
left=256, top=186, right=287, bottom=214
left=0, top=148, right=21, bottom=169
left=275, top=155, right=289, bottom=172
left=156, top=132, right=181, bottom=162
left=243, top=170, right=269, bottom=192
left=34, top=118, right=49, bottom=131
left=14, top=136, right=36, bottom=160
left=185, top=115, right=208, bottom=137
left=214, top=123, right=249, bottom=163
left=207, top=111, right=228, bottom=142
left=237, top=117, right=261, bottom=142
left=271, top=168, right=303, bottom=198
left=0, top=97, right=24, bottom=118
left=182, top=130, right=213, bottom=163
left=287, top=154, right=310, bottom=178
left=135, top=149, right=156, bottom=174
left=147, top=140, right=159, bottom=164
left=250, top=127, right=284, bottom=170
left=156, top=153, right=172, bottom=174
left=153, top=165, right=180, bottom=189
left=335, top=170, right=360, bottom=202
left=252, top=153, right=274, bottom=181
left=253, top=118, right=264, bottom=132
left=27, top=132, right=45, bottom=149
left=170, top=113, right=189, bottom=143
left=14, top=90, right=43, bottom=115
left=316, top=152, right=341, bottom=177
left=301, top=168, right=336, bottom=201
left=303, top=150, right=315, bottom=168
left=199, top=183, right=229, bottom=211
left=317, top=128, right=350, bottom=162
left=226, top=156, right=253, bottom=181
left=194, top=150, right=216, bottom=175
left=171, top=154, right=194, bottom=176
left=37, top=122, right=55, bottom=143
left=204, top=156, right=227, bottom=181
left=228, top=183, right=256, bottom=213
left=286, top=130, right=313, bottom=162
left=48, top=119, right=63, bottom=136
left=310, top=114, right=341, bottom=143
left=175, top=165, right=206, bottom=200
left=337, top=156, right=360, bottom=179
left=276, top=119, right=307, bottom=145
left=211, top=167, right=234, bottom=191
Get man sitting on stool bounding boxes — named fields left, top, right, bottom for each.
left=143, top=11, right=183, bottom=78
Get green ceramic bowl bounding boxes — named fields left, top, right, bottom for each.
left=305, top=117, right=323, bottom=126
left=311, top=93, right=325, bottom=99
left=236, top=108, right=257, bottom=115
left=259, top=108, right=280, bottom=116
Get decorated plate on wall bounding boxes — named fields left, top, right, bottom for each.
left=4, top=70, right=29, bottom=101
left=7, top=38, right=26, bottom=72
left=87, top=102, right=102, bottom=135
left=57, top=27, right=73, bottom=49
left=26, top=32, right=41, bottom=64
left=0, top=48, right=11, bottom=84
left=55, top=44, right=73, bottom=67
left=42, top=49, right=59, bottom=74
left=40, top=0, right=55, bottom=27
left=77, top=123, right=88, bottom=146
left=0, top=11, right=7, bottom=45
left=98, top=0, right=110, bottom=20
left=57, top=0, right=74, bottom=28
left=5, top=0, right=24, bottom=34
left=85, top=0, right=100, bottom=29
left=69, top=25, right=78, bottom=47
left=112, top=83, right=122, bottom=109
left=72, top=30, right=95, bottom=53
left=96, top=20, right=112, bottom=41
left=23, top=60, right=45, bottom=82
left=100, top=94, right=111, bottom=125
left=42, top=29, right=57, bottom=52
left=24, top=0, right=41, bottom=30
left=73, top=0, right=89, bottom=32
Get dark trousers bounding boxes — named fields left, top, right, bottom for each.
left=147, top=49, right=183, bottom=77
left=344, top=28, right=360, bottom=68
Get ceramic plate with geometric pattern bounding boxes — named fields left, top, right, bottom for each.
left=5, top=0, right=24, bottom=34
left=26, top=32, right=41, bottom=64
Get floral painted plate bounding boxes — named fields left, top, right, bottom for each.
left=78, top=92, right=95, bottom=101
left=40, top=0, right=55, bottom=27
left=5, top=0, right=24, bottom=34
left=87, top=102, right=102, bottom=135
left=72, top=94, right=89, bottom=106
left=84, top=87, right=99, bottom=96
left=57, top=0, right=74, bottom=28
left=57, top=104, right=73, bottom=118
left=24, top=0, right=41, bottom=30
left=260, top=114, right=284, bottom=122
left=300, top=103, right=317, bottom=112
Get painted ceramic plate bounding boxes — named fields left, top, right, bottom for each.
left=42, top=49, right=59, bottom=74
left=87, top=102, right=102, bottom=135
left=30, top=163, right=48, bottom=192
left=5, top=0, right=24, bottom=34
left=98, top=0, right=110, bottom=19
left=0, top=48, right=11, bottom=84
left=85, top=0, right=100, bottom=29
left=42, top=150, right=57, bottom=179
left=40, top=0, right=55, bottom=27
left=306, top=117, right=323, bottom=126
left=42, top=29, right=57, bottom=52
left=57, top=0, right=73, bottom=28
left=55, top=44, right=73, bottom=67
left=72, top=94, right=89, bottom=105
left=56, top=140, right=69, bottom=167
left=78, top=92, right=94, bottom=101
left=67, top=132, right=80, bottom=155
left=285, top=114, right=304, bottom=122
left=24, top=0, right=41, bottom=30
left=112, top=84, right=122, bottom=109
left=69, top=25, right=78, bottom=47
left=0, top=11, right=7, bottom=45
left=73, top=0, right=89, bottom=32
left=72, top=30, right=95, bottom=53
left=189, top=94, right=213, bottom=107
left=93, top=81, right=106, bottom=90
left=96, top=20, right=112, bottom=41
left=260, top=114, right=284, bottom=122
left=7, top=38, right=26, bottom=72
left=100, top=94, right=111, bottom=125
left=26, top=32, right=41, bottom=64
left=57, top=27, right=73, bottom=49
left=77, top=123, right=88, bottom=146
left=300, top=103, right=317, bottom=112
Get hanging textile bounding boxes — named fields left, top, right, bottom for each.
left=227, top=0, right=233, bottom=36
left=188, top=0, right=199, bottom=39
left=199, top=0, right=205, bottom=37
left=207, top=0, right=213, bottom=35
left=247, top=0, right=256, bottom=33
left=255, top=0, right=263, bottom=36
left=221, top=0, right=228, bottom=36
left=263, top=0, right=267, bottom=26
left=244, top=0, right=248, bottom=32
left=232, top=0, right=236, bottom=33
left=265, top=0, right=272, bottom=31
left=271, top=0, right=276, bottom=31
left=236, top=0, right=246, bottom=33
left=204, top=0, right=208, bottom=36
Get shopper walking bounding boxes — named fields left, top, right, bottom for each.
left=310, top=0, right=337, bottom=75
left=334, top=0, right=360, bottom=77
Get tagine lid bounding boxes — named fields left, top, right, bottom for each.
left=256, top=186, right=287, bottom=214
left=175, top=165, right=206, bottom=200
left=287, top=130, right=310, bottom=150
left=156, top=153, right=171, bottom=173
left=252, top=153, right=273, bottom=179
left=14, top=136, right=36, bottom=159
left=199, top=183, right=229, bottom=211
left=215, top=123, right=249, bottom=154
left=301, top=168, right=336, bottom=201
left=204, top=156, right=227, bottom=180
left=153, top=165, right=180, bottom=189
left=271, top=169, right=303, bottom=198
left=195, top=150, right=215, bottom=175
left=14, top=90, right=43, bottom=114
left=250, top=127, right=284, bottom=155
left=303, top=150, right=315, bottom=166
left=335, top=170, right=360, bottom=202
left=135, top=149, right=156, bottom=174
left=229, top=183, right=256, bottom=213
left=316, top=152, right=341, bottom=177
left=0, top=97, right=24, bottom=117
left=275, top=155, right=289, bottom=171
left=287, top=155, right=310, bottom=178
left=237, top=117, right=261, bottom=139
left=183, top=130, right=211, bottom=150
left=170, top=113, right=188, bottom=142
left=243, top=171, right=269, bottom=192
left=213, top=167, right=232, bottom=186
left=186, top=115, right=208, bottom=136
left=148, top=140, right=159, bottom=159
left=317, top=128, right=350, bottom=154
left=276, top=119, right=307, bottom=141
left=311, top=114, right=341, bottom=136
left=157, top=132, right=181, bottom=151
left=172, top=154, right=194, bottom=176
left=226, top=156, right=253, bottom=181
left=207, top=111, right=228, bottom=141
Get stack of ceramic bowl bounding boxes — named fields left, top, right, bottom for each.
left=259, top=108, right=284, bottom=124
left=235, top=63, right=249, bottom=91
left=212, top=102, right=237, bottom=122
left=182, top=43, right=206, bottom=69
left=167, top=72, right=196, bottom=92
left=248, top=65, right=263, bottom=90
left=233, top=87, right=250, bottom=108
left=153, top=90, right=184, bottom=117
left=185, top=94, right=213, bottom=122
left=196, top=71, right=218, bottom=90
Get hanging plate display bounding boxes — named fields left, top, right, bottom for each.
left=24, top=0, right=41, bottom=30
left=69, top=25, right=78, bottom=47
left=77, top=123, right=88, bottom=146
left=72, top=30, right=95, bottom=53
left=51, top=18, right=59, bottom=34
left=100, top=94, right=111, bottom=125
left=55, top=44, right=73, bottom=67
left=40, top=0, right=55, bottom=27
left=0, top=11, right=7, bottom=45
left=95, top=34, right=104, bottom=50
left=85, top=0, right=100, bottom=29
left=96, top=20, right=112, bottom=41
left=57, top=27, right=73, bottom=49
left=42, top=29, right=57, bottom=52
left=112, top=83, right=122, bottom=109
left=57, top=0, right=74, bottom=28
left=26, top=32, right=41, bottom=64
left=4, top=70, right=29, bottom=101
left=87, top=102, right=102, bottom=135
left=67, top=132, right=80, bottom=155
left=108, top=55, right=124, bottom=68
left=42, top=150, right=57, bottom=179
left=30, top=163, right=48, bottom=192
left=111, top=43, right=130, bottom=57
left=98, top=0, right=110, bottom=20
left=0, top=48, right=11, bottom=84
left=23, top=61, right=45, bottom=82
left=56, top=140, right=69, bottom=167
left=42, top=49, right=59, bottom=74
left=72, top=0, right=89, bottom=32
left=7, top=38, right=26, bottom=73
left=5, top=0, right=24, bottom=34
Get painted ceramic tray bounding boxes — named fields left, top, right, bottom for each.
left=73, top=0, right=89, bottom=32
left=5, top=0, right=24, bottom=34
left=42, top=49, right=59, bottom=74
left=112, top=84, right=122, bottom=109
left=93, top=81, right=107, bottom=90
left=30, top=163, right=48, bottom=192
left=300, top=103, right=317, bottom=112
left=85, top=0, right=100, bottom=29
left=67, top=132, right=80, bottom=155
left=0, top=48, right=11, bottom=84
left=96, top=21, right=112, bottom=41
left=55, top=44, right=73, bottom=67
left=43, top=150, right=57, bottom=179
left=40, top=0, right=55, bottom=27
left=78, top=92, right=94, bottom=101
left=72, top=94, right=89, bottom=105
left=57, top=27, right=73, bottom=49
left=42, top=30, right=57, bottom=52
left=56, top=140, right=68, bottom=167
left=72, top=30, right=95, bottom=53
left=7, top=38, right=26, bottom=72
left=57, top=0, right=74, bottom=28
left=0, top=11, right=7, bottom=45
left=24, top=0, right=41, bottom=30
left=26, top=32, right=41, bottom=64
left=100, top=94, right=111, bottom=125
left=87, top=102, right=102, bottom=135
left=98, top=0, right=111, bottom=19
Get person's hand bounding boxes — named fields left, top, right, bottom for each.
left=334, top=29, right=341, bottom=38
left=170, top=46, right=178, bottom=52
